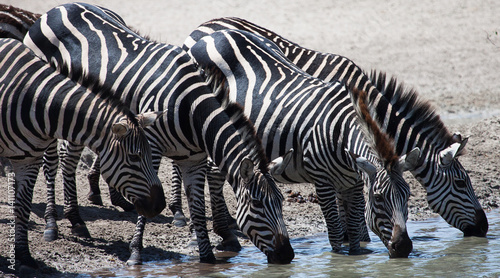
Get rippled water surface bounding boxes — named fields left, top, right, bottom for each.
left=87, top=210, right=500, bottom=277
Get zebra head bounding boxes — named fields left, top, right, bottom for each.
left=420, top=133, right=488, bottom=237
left=351, top=149, right=419, bottom=258
left=99, top=111, right=166, bottom=218
left=235, top=158, right=294, bottom=264
left=368, top=71, right=488, bottom=238
left=350, top=88, right=418, bottom=258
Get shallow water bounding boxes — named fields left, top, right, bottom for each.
left=87, top=210, right=500, bottom=278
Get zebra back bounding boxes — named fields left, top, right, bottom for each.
left=0, top=37, right=166, bottom=268
left=183, top=17, right=488, bottom=237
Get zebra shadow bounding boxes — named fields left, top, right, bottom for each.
left=0, top=254, right=79, bottom=278
left=29, top=202, right=174, bottom=224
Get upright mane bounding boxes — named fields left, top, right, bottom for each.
left=369, top=70, right=456, bottom=148
left=350, top=87, right=399, bottom=168
left=0, top=4, right=41, bottom=40
left=202, top=65, right=269, bottom=172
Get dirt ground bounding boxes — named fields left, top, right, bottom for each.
left=0, top=0, right=499, bottom=276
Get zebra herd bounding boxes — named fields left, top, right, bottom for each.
left=0, top=2, right=488, bottom=273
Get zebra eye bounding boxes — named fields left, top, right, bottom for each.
left=456, top=179, right=467, bottom=188
left=374, top=194, right=384, bottom=203
left=129, top=153, right=141, bottom=163
left=251, top=198, right=263, bottom=207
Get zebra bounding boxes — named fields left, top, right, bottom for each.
left=182, top=17, right=488, bottom=238
left=24, top=2, right=294, bottom=264
left=186, top=28, right=421, bottom=257
left=0, top=38, right=165, bottom=270
left=0, top=4, right=138, bottom=217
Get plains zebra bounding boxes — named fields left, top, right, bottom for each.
left=0, top=3, right=138, bottom=238
left=24, top=3, right=294, bottom=264
left=187, top=29, right=421, bottom=258
left=183, top=17, right=488, bottom=238
left=0, top=38, right=165, bottom=269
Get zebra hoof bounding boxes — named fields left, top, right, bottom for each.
left=43, top=228, right=59, bottom=242
left=126, top=252, right=142, bottom=266
left=71, top=223, right=91, bottom=238
left=172, top=211, right=188, bottom=227
left=87, top=193, right=103, bottom=206
left=199, top=253, right=217, bottom=264
left=215, top=237, right=242, bottom=252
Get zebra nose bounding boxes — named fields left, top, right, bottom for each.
left=463, top=209, right=488, bottom=237
left=134, top=185, right=166, bottom=218
left=267, top=234, right=294, bottom=264
left=387, top=225, right=412, bottom=258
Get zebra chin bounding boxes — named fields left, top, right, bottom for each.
left=133, top=185, right=166, bottom=218
left=265, top=234, right=295, bottom=264
left=462, top=209, right=488, bottom=237
left=387, top=225, right=412, bottom=258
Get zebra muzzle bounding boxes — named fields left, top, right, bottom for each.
left=463, top=208, right=488, bottom=237
left=387, top=225, right=412, bottom=258
left=266, top=234, right=294, bottom=264
left=134, top=185, right=166, bottom=218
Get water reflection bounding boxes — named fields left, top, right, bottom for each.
left=86, top=210, right=500, bottom=277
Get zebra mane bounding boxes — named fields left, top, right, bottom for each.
left=350, top=87, right=399, bottom=168
left=202, top=65, right=270, bottom=172
left=0, top=4, right=41, bottom=40
left=368, top=70, right=455, bottom=147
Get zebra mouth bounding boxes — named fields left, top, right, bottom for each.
left=134, top=185, right=166, bottom=218
left=265, top=235, right=295, bottom=264
left=462, top=209, right=488, bottom=237
left=387, top=225, right=412, bottom=258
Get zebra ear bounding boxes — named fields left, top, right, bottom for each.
left=399, top=147, right=421, bottom=172
left=112, top=119, right=130, bottom=137
left=347, top=150, right=377, bottom=178
left=137, top=110, right=166, bottom=127
left=268, top=148, right=294, bottom=177
left=439, top=141, right=466, bottom=166
left=240, top=158, right=255, bottom=182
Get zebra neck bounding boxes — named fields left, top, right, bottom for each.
left=50, top=90, right=121, bottom=154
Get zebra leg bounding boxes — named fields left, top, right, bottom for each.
left=337, top=185, right=371, bottom=244
left=315, top=184, right=344, bottom=252
left=181, top=160, right=216, bottom=263
left=169, top=162, right=188, bottom=227
left=12, top=159, right=43, bottom=270
left=340, top=185, right=365, bottom=254
left=86, top=157, right=103, bottom=205
left=127, top=215, right=146, bottom=265
left=207, top=161, right=241, bottom=252
left=42, top=140, right=59, bottom=241
left=59, top=141, right=91, bottom=238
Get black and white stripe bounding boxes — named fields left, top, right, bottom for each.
left=183, top=17, right=488, bottom=238
left=0, top=38, right=164, bottom=269
left=186, top=29, right=420, bottom=257
left=24, top=3, right=294, bottom=264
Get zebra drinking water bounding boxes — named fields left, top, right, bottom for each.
left=182, top=16, right=488, bottom=238
left=24, top=2, right=294, bottom=264
left=0, top=38, right=165, bottom=270
left=187, top=29, right=420, bottom=258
